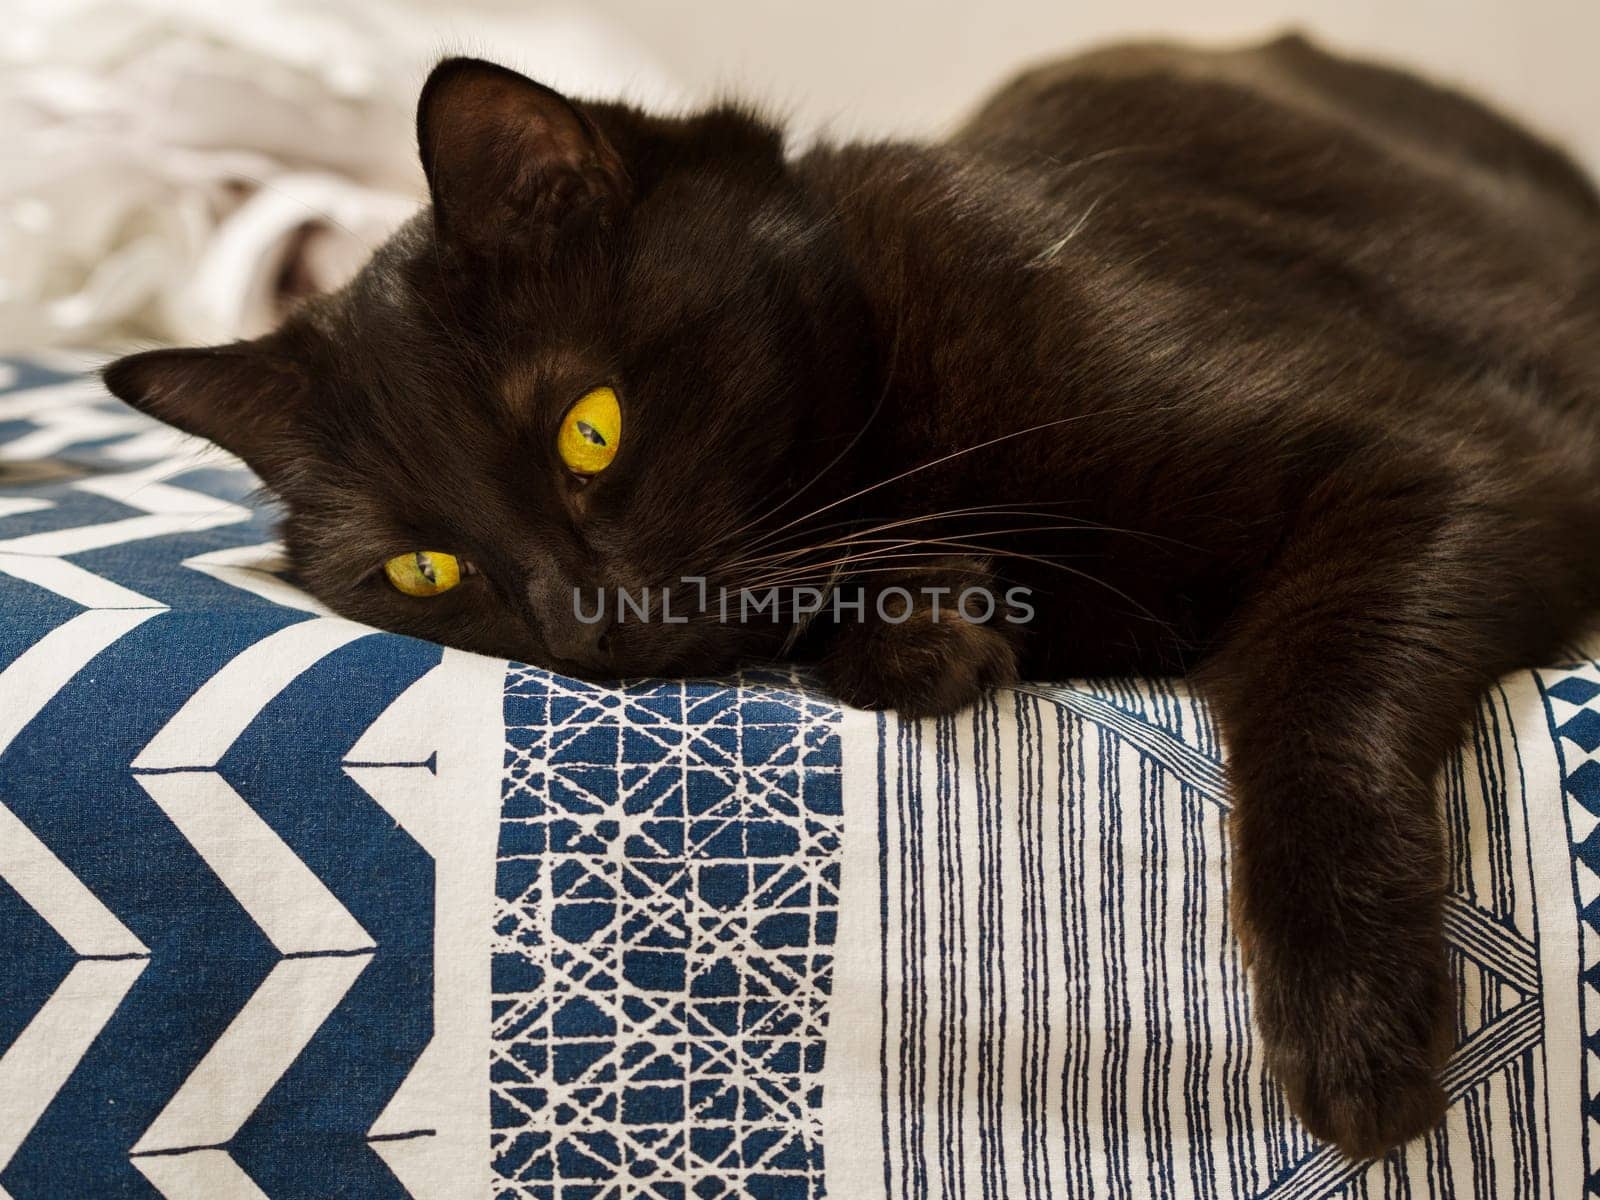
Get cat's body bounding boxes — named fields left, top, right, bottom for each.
left=798, top=34, right=1600, bottom=683
left=106, top=34, right=1600, bottom=1157
left=797, top=41, right=1600, bottom=1153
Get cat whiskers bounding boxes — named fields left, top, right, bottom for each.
left=738, top=524, right=1083, bottom=586
left=717, top=253, right=911, bottom=550
left=683, top=403, right=1188, bottom=632
left=719, top=502, right=1050, bottom=570
left=732, top=522, right=1172, bottom=630
left=671, top=561, right=994, bottom=629
left=725, top=501, right=1186, bottom=574
left=731, top=402, right=1179, bottom=563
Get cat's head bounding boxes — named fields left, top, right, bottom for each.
left=106, top=58, right=872, bottom=676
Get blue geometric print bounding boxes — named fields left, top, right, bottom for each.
left=0, top=358, right=439, bottom=1198
left=491, top=665, right=843, bottom=1199
left=1538, top=654, right=1600, bottom=1197
left=7, top=350, right=1598, bottom=1199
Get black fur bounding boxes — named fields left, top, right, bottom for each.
left=105, top=35, right=1600, bottom=1156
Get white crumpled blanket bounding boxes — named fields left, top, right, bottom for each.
left=0, top=0, right=685, bottom=352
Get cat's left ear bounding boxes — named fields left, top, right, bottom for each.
left=102, top=341, right=308, bottom=485
left=417, top=57, right=631, bottom=258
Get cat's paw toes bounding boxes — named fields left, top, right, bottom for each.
left=822, top=614, right=1018, bottom=717
left=1256, top=945, right=1453, bottom=1159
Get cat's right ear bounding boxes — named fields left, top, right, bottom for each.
left=102, top=343, right=307, bottom=484
left=416, top=57, right=631, bottom=259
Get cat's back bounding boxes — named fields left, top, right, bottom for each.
left=958, top=33, right=1600, bottom=231
left=947, top=34, right=1600, bottom=432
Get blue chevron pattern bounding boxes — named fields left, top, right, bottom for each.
left=3, top=354, right=1598, bottom=1199
left=0, top=358, right=438, bottom=1198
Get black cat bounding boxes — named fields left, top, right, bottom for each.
left=106, top=34, right=1600, bottom=1156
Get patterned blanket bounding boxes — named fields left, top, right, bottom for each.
left=0, top=354, right=1596, bottom=1199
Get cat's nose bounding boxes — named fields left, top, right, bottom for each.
left=529, top=576, right=614, bottom=671
left=545, top=610, right=614, bottom=670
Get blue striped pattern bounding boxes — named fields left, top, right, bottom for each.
left=858, top=678, right=1557, bottom=1198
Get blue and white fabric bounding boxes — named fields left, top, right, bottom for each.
left=0, top=353, right=1596, bottom=1199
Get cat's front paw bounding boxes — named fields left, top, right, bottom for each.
left=1253, top=930, right=1453, bottom=1158
left=821, top=609, right=1019, bottom=717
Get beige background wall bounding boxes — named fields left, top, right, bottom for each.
left=410, top=0, right=1600, bottom=170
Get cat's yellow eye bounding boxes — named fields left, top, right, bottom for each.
left=384, top=550, right=462, bottom=597
left=557, top=386, right=622, bottom=475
